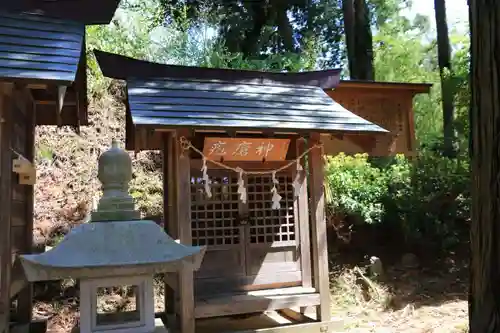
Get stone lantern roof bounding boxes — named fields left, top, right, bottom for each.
left=20, top=140, right=206, bottom=282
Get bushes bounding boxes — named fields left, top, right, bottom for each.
left=324, top=152, right=470, bottom=250
left=325, top=153, right=393, bottom=224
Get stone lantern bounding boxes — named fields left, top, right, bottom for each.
left=19, top=140, right=206, bottom=333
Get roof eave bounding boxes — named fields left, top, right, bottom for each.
left=94, top=50, right=342, bottom=89
left=334, top=80, right=433, bottom=94
left=132, top=123, right=389, bottom=135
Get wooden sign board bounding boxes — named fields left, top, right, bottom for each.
left=203, top=137, right=290, bottom=161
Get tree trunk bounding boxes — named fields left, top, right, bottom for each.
left=342, top=0, right=356, bottom=76
left=352, top=0, right=374, bottom=80
left=434, top=0, right=455, bottom=157
left=469, top=0, right=500, bottom=331
left=343, top=0, right=374, bottom=80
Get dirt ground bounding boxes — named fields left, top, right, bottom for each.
left=328, top=249, right=468, bottom=333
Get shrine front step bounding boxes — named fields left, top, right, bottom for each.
left=194, top=287, right=320, bottom=319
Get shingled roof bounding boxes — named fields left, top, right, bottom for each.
left=0, top=2, right=120, bottom=126
left=0, top=11, right=84, bottom=84
left=95, top=50, right=388, bottom=134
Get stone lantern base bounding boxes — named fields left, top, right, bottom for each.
left=79, top=275, right=155, bottom=333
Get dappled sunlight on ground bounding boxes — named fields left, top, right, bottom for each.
left=329, top=253, right=469, bottom=332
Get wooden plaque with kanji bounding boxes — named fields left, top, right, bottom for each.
left=202, top=137, right=290, bottom=161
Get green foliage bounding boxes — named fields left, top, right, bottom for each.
left=451, top=36, right=471, bottom=142
left=325, top=153, right=391, bottom=224
left=158, top=0, right=345, bottom=67
left=387, top=152, right=470, bottom=247
left=324, top=152, right=470, bottom=249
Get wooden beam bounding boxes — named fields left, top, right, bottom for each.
left=277, top=308, right=315, bottom=323
left=307, top=133, right=330, bottom=321
left=16, top=93, right=35, bottom=325
left=163, top=132, right=176, bottom=321
left=296, top=138, right=312, bottom=289
left=226, top=319, right=343, bottom=333
left=0, top=84, right=13, bottom=333
left=25, top=84, right=47, bottom=90
left=190, top=159, right=291, bottom=171
left=334, top=79, right=432, bottom=93
left=176, top=130, right=195, bottom=333
left=195, top=289, right=320, bottom=319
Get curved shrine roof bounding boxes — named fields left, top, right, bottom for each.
left=94, top=50, right=388, bottom=134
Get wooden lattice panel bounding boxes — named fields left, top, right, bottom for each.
left=247, top=174, right=295, bottom=244
left=190, top=174, right=240, bottom=246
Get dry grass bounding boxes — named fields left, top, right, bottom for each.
left=34, top=93, right=163, bottom=247
left=329, top=258, right=468, bottom=333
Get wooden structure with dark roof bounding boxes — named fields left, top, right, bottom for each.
left=325, top=80, right=431, bottom=156
left=95, top=51, right=389, bottom=333
left=0, top=2, right=120, bottom=333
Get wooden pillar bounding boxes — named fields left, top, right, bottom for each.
left=0, top=84, right=13, bottom=333
left=162, top=133, right=176, bottom=319
left=176, top=131, right=195, bottom=333
left=296, top=138, right=312, bottom=289
left=307, top=133, right=330, bottom=321
left=16, top=91, right=35, bottom=325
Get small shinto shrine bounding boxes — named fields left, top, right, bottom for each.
left=18, top=140, right=206, bottom=333
left=94, top=51, right=390, bottom=333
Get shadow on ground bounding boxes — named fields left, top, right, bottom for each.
left=327, top=223, right=468, bottom=313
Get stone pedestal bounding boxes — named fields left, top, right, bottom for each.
left=80, top=276, right=154, bottom=333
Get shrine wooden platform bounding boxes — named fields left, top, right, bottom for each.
left=195, top=287, right=320, bottom=319
left=161, top=311, right=343, bottom=333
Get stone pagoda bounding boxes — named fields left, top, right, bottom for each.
left=20, top=140, right=206, bottom=333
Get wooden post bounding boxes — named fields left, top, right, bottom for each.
left=0, top=84, right=13, bottom=333
left=16, top=90, right=35, bottom=325
left=176, top=131, right=195, bottom=333
left=307, top=133, right=330, bottom=321
left=296, top=138, right=312, bottom=289
left=162, top=133, right=176, bottom=319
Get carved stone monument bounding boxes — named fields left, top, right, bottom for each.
left=19, top=140, right=206, bottom=333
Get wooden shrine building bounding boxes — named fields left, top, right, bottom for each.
left=324, top=81, right=431, bottom=156
left=0, top=2, right=120, bottom=333
left=95, top=51, right=391, bottom=333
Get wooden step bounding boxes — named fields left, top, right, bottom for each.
left=195, top=287, right=320, bottom=319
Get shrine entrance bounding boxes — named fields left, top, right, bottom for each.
left=190, top=169, right=301, bottom=297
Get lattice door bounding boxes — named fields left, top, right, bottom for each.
left=246, top=174, right=296, bottom=245
left=190, top=169, right=301, bottom=293
left=190, top=171, right=246, bottom=281
left=245, top=172, right=301, bottom=285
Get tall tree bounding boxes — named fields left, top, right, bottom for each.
left=342, top=0, right=374, bottom=79
left=434, top=0, right=455, bottom=156
left=159, top=0, right=345, bottom=68
left=468, top=0, right=500, bottom=331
